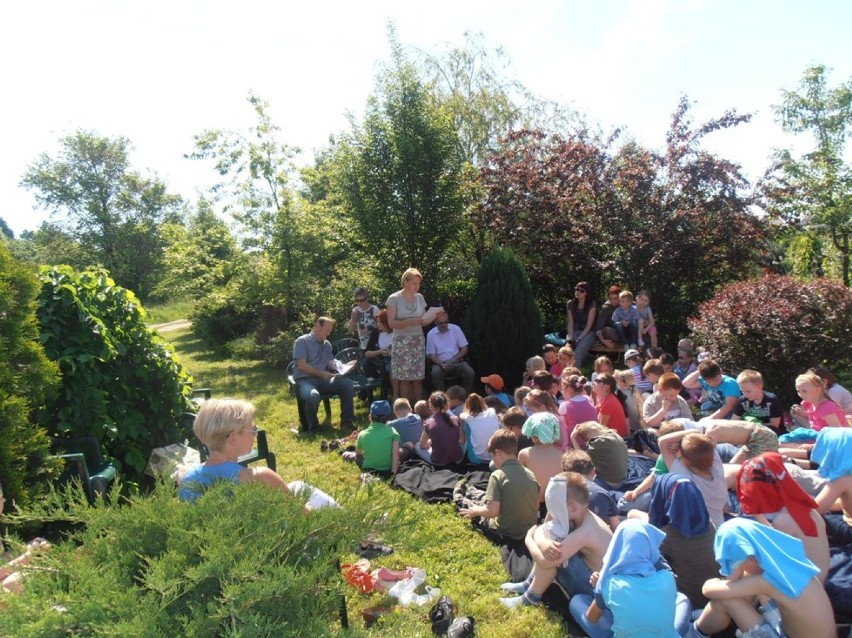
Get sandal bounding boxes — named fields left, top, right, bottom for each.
left=341, top=559, right=376, bottom=594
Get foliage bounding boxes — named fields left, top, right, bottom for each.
left=152, top=198, right=239, bottom=302
left=0, top=217, right=14, bottom=239
left=465, top=249, right=543, bottom=390
left=36, top=266, right=194, bottom=479
left=688, top=273, right=852, bottom=406
left=100, top=324, right=568, bottom=637
left=479, top=98, right=767, bottom=342
left=146, top=298, right=195, bottom=325
left=20, top=130, right=184, bottom=299
left=0, top=480, right=381, bottom=637
left=8, top=222, right=93, bottom=273
left=762, top=64, right=852, bottom=285
left=0, top=243, right=60, bottom=510
left=325, top=28, right=465, bottom=289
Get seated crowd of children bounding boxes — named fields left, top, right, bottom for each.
left=339, top=332, right=852, bottom=637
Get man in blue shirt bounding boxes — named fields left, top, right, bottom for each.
left=292, top=317, right=355, bottom=432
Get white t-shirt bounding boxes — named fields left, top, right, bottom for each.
left=463, top=408, right=500, bottom=461
left=828, top=384, right=852, bottom=416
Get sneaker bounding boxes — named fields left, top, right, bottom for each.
left=428, top=595, right=455, bottom=635
left=447, top=616, right=475, bottom=638
left=637, top=337, right=644, bottom=347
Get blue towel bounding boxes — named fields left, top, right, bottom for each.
left=778, top=427, right=818, bottom=444
left=811, top=427, right=852, bottom=482
left=597, top=519, right=666, bottom=596
left=714, top=518, right=819, bottom=599
left=649, top=473, right=711, bottom=538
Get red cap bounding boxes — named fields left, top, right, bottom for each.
left=480, top=374, right=504, bottom=391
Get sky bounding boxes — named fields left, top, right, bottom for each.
left=2, top=0, right=850, bottom=237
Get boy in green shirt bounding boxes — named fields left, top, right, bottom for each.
left=356, top=400, right=401, bottom=474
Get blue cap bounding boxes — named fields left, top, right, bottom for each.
left=370, top=400, right=392, bottom=419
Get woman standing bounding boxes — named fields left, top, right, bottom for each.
left=386, top=268, right=438, bottom=404
left=347, top=287, right=380, bottom=349
left=566, top=281, right=598, bottom=367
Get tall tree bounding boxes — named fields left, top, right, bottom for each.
left=328, top=27, right=464, bottom=289
left=20, top=131, right=183, bottom=298
left=190, top=94, right=324, bottom=320
left=763, top=65, right=852, bottom=284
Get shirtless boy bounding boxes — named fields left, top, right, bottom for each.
left=702, top=419, right=779, bottom=466
left=502, top=471, right=613, bottom=607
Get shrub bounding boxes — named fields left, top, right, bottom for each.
left=465, top=249, right=543, bottom=391
left=688, top=273, right=852, bottom=406
left=0, top=480, right=380, bottom=637
left=36, top=266, right=194, bottom=480
left=0, top=243, right=60, bottom=510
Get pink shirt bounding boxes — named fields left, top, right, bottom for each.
left=804, top=399, right=848, bottom=431
left=558, top=395, right=598, bottom=450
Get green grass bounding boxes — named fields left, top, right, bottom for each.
left=145, top=298, right=195, bottom=324
left=166, top=326, right=570, bottom=637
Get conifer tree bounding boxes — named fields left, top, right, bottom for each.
left=466, top=248, right=543, bottom=392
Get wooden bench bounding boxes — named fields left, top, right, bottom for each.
left=287, top=348, right=384, bottom=431
left=588, top=342, right=625, bottom=364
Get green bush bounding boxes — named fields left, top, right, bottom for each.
left=0, top=243, right=60, bottom=510
left=465, top=249, right=543, bottom=391
left=36, top=266, right=194, bottom=479
left=0, top=480, right=381, bottom=637
left=689, top=273, right=852, bottom=406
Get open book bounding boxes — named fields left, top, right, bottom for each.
left=333, top=359, right=358, bottom=376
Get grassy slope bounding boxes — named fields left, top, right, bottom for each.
left=167, top=327, right=569, bottom=637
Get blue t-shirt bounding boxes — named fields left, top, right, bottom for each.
left=179, top=461, right=243, bottom=502
left=602, top=569, right=679, bottom=637
left=698, top=375, right=741, bottom=412
left=388, top=414, right=423, bottom=446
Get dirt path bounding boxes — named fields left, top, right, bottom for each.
left=150, top=319, right=191, bottom=333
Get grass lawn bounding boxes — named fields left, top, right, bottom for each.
left=166, top=326, right=571, bottom=637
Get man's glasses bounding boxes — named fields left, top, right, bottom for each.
left=355, top=297, right=367, bottom=303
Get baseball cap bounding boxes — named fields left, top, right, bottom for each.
left=623, top=349, right=641, bottom=361
left=480, top=374, right=504, bottom=391
left=369, top=400, right=392, bottom=419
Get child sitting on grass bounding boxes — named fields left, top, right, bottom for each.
left=736, top=369, right=784, bottom=435
left=789, top=371, right=846, bottom=431
left=481, top=373, right=513, bottom=410
left=501, top=472, right=613, bottom=608
left=568, top=519, right=691, bottom=638
left=387, top=398, right=421, bottom=461
left=657, top=428, right=726, bottom=527
left=446, top=385, right=467, bottom=417
left=690, top=518, right=834, bottom=638
left=519, top=411, right=565, bottom=511
left=459, top=429, right=539, bottom=544
left=502, top=406, right=533, bottom=452
left=416, top=392, right=465, bottom=466
left=356, top=400, right=401, bottom=475
left=811, top=428, right=852, bottom=545
left=736, top=452, right=829, bottom=582
left=561, top=450, right=620, bottom=531
left=460, top=392, right=501, bottom=464
left=0, top=484, right=50, bottom=594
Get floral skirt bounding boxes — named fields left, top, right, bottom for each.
left=392, top=334, right=425, bottom=381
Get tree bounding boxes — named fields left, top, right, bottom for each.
left=0, top=243, right=60, bottom=510
left=0, top=218, right=13, bottom=239
left=763, top=65, right=852, bottom=284
left=153, top=199, right=239, bottom=301
left=8, top=222, right=92, bottom=273
left=20, top=131, right=183, bottom=298
left=36, top=266, right=193, bottom=480
left=479, top=98, right=766, bottom=341
left=465, top=248, right=543, bottom=390
left=328, top=28, right=464, bottom=290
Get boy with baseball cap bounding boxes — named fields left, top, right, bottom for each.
left=356, top=400, right=401, bottom=475
left=481, top=373, right=513, bottom=409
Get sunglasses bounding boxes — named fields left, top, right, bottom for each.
left=574, top=288, right=586, bottom=293
left=355, top=297, right=367, bottom=303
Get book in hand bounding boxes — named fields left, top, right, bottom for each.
left=333, top=359, right=358, bottom=376
left=420, top=306, right=444, bottom=325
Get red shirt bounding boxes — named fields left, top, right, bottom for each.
left=598, top=393, right=628, bottom=438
